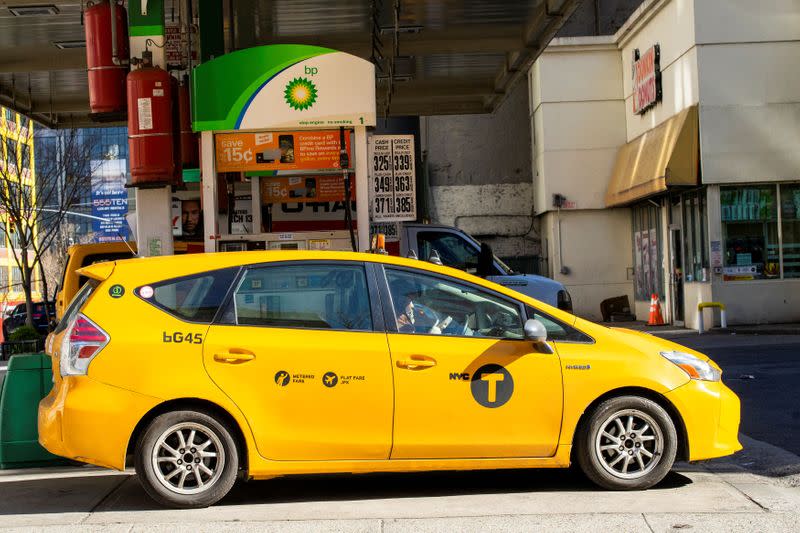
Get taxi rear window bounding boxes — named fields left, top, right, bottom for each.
left=137, top=268, right=238, bottom=323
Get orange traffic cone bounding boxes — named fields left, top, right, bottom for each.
left=648, top=293, right=665, bottom=326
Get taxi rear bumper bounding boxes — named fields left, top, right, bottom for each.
left=665, top=378, right=742, bottom=461
left=39, top=375, right=161, bottom=470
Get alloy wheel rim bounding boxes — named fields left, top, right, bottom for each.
left=151, top=422, right=225, bottom=495
left=594, top=409, right=663, bottom=480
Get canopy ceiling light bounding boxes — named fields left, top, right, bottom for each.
left=52, top=40, right=86, bottom=49
left=7, top=4, right=59, bottom=16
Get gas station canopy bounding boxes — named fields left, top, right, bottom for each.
left=0, top=0, right=579, bottom=128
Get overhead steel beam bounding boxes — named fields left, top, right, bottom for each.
left=0, top=0, right=82, bottom=5
left=380, top=77, right=495, bottom=100
left=485, top=0, right=581, bottom=111
left=379, top=100, right=488, bottom=116
left=259, top=24, right=525, bottom=57
left=0, top=48, right=85, bottom=73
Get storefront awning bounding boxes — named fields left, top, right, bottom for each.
left=605, top=105, right=699, bottom=207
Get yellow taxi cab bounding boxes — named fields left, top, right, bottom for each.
left=39, top=251, right=741, bottom=508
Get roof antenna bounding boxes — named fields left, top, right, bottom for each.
left=428, top=249, right=443, bottom=266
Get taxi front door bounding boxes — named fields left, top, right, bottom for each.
left=203, top=262, right=393, bottom=462
left=381, top=267, right=564, bottom=459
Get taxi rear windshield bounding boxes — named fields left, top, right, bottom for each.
left=139, top=268, right=238, bottom=323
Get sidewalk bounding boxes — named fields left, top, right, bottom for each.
left=0, top=435, right=798, bottom=531
left=599, top=320, right=800, bottom=337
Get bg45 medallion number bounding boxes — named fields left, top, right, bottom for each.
left=163, top=331, right=203, bottom=344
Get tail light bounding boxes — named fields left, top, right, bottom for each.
left=60, top=313, right=109, bottom=376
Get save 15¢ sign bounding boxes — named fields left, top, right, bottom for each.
left=368, top=135, right=416, bottom=222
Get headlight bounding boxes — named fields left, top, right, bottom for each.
left=660, top=350, right=721, bottom=382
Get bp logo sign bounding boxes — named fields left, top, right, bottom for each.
left=284, top=77, right=318, bottom=110
left=470, top=364, right=514, bottom=408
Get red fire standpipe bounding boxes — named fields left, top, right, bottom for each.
left=178, top=78, right=199, bottom=169
left=170, top=75, right=183, bottom=186
left=127, top=53, right=175, bottom=186
left=85, top=0, right=129, bottom=114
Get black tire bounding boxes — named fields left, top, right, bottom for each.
left=134, top=410, right=239, bottom=508
left=576, top=396, right=677, bottom=490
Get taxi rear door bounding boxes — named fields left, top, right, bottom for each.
left=203, top=260, right=394, bottom=461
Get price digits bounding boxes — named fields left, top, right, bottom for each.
left=223, top=146, right=253, bottom=164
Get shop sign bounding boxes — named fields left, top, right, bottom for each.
left=261, top=175, right=355, bottom=204
left=215, top=130, right=351, bottom=173
left=632, top=44, right=662, bottom=115
left=368, top=135, right=416, bottom=222
left=90, top=159, right=129, bottom=243
left=192, top=45, right=376, bottom=131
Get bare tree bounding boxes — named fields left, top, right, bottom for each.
left=0, top=124, right=94, bottom=328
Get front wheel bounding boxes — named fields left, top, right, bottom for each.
left=135, top=410, right=239, bottom=508
left=576, top=396, right=677, bottom=490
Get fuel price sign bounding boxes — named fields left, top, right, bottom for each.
left=369, top=135, right=416, bottom=222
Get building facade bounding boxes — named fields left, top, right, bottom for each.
left=530, top=0, right=800, bottom=325
left=0, top=105, right=41, bottom=311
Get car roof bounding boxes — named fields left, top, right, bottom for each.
left=86, top=250, right=576, bottom=324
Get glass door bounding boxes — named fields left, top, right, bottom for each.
left=669, top=226, right=684, bottom=325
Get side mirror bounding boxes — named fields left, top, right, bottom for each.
left=524, top=318, right=554, bottom=354
left=477, top=242, right=494, bottom=278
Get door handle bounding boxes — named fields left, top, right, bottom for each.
left=396, top=355, right=437, bottom=370
left=214, top=350, right=255, bottom=364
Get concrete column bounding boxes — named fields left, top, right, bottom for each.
left=354, top=126, right=369, bottom=252
left=201, top=131, right=218, bottom=252
left=129, top=0, right=171, bottom=256
left=135, top=187, right=174, bottom=256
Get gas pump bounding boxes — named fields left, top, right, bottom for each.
left=191, top=45, right=376, bottom=252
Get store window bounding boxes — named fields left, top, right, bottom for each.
left=721, top=186, right=779, bottom=280
left=20, top=144, right=30, bottom=170
left=632, top=203, right=663, bottom=301
left=5, top=138, right=16, bottom=166
left=682, top=190, right=709, bottom=282
left=780, top=184, right=800, bottom=279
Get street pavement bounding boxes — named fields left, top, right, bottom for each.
left=0, top=332, right=798, bottom=531
left=657, top=332, right=800, bottom=457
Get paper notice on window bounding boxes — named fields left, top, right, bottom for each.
left=137, top=97, right=153, bottom=131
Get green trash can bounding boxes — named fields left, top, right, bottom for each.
left=0, top=353, right=68, bottom=468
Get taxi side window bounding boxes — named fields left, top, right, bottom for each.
left=385, top=268, right=523, bottom=339
left=145, top=268, right=238, bottom=323
left=231, top=263, right=373, bottom=331
left=525, top=306, right=593, bottom=343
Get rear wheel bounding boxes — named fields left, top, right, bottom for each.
left=576, top=396, right=677, bottom=490
left=135, top=410, right=238, bottom=508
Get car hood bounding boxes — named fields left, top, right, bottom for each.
left=608, top=327, right=718, bottom=368
left=487, top=274, right=562, bottom=305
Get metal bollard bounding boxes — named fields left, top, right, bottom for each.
left=697, top=302, right=726, bottom=334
